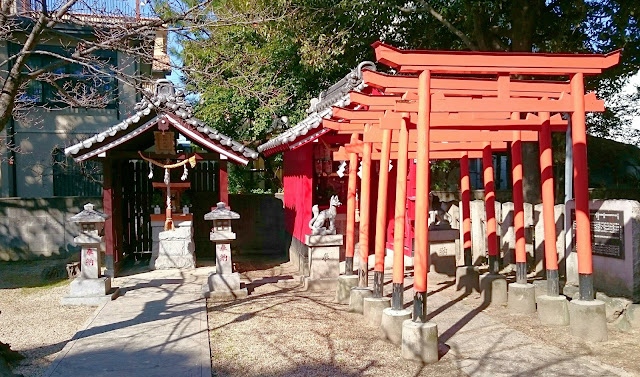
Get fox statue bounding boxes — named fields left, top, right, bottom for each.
left=308, top=195, right=342, bottom=235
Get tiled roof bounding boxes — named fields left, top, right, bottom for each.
left=257, top=61, right=376, bottom=153
left=65, top=80, right=258, bottom=161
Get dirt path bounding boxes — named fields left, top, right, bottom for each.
left=207, top=261, right=640, bottom=377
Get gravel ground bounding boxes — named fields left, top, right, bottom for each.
left=0, top=260, right=96, bottom=377
left=208, top=260, right=640, bottom=377
left=207, top=261, right=463, bottom=377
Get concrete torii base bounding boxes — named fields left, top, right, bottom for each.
left=569, top=299, right=608, bottom=342
left=335, top=275, right=359, bottom=304
left=402, top=320, right=439, bottom=363
left=480, top=273, right=508, bottom=305
left=537, top=295, right=570, bottom=326
left=363, top=297, right=391, bottom=327
left=455, top=266, right=480, bottom=294
left=380, top=308, right=412, bottom=346
left=349, top=287, right=373, bottom=313
left=508, top=283, right=537, bottom=314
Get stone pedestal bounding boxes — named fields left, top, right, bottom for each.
left=455, top=266, right=480, bottom=293
left=363, top=297, right=391, bottom=327
left=401, top=320, right=439, bottom=363
left=428, top=229, right=459, bottom=275
left=380, top=308, right=412, bottom=346
left=303, top=234, right=343, bottom=291
left=61, top=277, right=120, bottom=306
left=349, top=287, right=373, bottom=313
left=508, top=283, right=536, bottom=314
left=537, top=295, right=569, bottom=326
left=569, top=299, right=607, bottom=341
left=335, top=275, right=359, bottom=304
left=480, top=273, right=508, bottom=305
left=152, top=221, right=196, bottom=269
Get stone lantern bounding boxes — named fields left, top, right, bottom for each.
left=201, top=202, right=247, bottom=299
left=62, top=203, right=119, bottom=305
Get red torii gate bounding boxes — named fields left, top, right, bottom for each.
left=323, top=42, right=619, bottom=360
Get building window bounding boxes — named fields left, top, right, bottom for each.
left=19, top=50, right=118, bottom=108
left=52, top=148, right=103, bottom=196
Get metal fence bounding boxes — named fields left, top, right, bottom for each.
left=15, top=0, right=159, bottom=20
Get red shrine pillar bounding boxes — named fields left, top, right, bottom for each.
left=483, top=143, right=499, bottom=274
left=373, top=129, right=392, bottom=297
left=413, top=70, right=431, bottom=322
left=570, top=72, right=594, bottom=300
left=511, top=130, right=527, bottom=284
left=391, top=117, right=410, bottom=309
left=539, top=112, right=560, bottom=295
left=102, top=157, right=115, bottom=277
left=345, top=133, right=359, bottom=275
left=460, top=153, right=472, bottom=266
left=219, top=157, right=229, bottom=206
left=359, top=134, right=373, bottom=287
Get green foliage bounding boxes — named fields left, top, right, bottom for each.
left=180, top=0, right=639, bottom=191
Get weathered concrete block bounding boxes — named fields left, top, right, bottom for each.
left=348, top=287, right=373, bottom=314
left=596, top=292, right=632, bottom=323
left=401, top=320, right=439, bottom=363
left=625, top=304, right=640, bottom=329
left=305, top=234, right=342, bottom=281
left=508, top=283, right=536, bottom=314
left=203, top=288, right=248, bottom=301
left=480, top=273, right=508, bottom=305
left=455, top=266, right=480, bottom=294
left=153, top=224, right=196, bottom=269
left=208, top=273, right=241, bottom=291
left=569, top=299, right=608, bottom=342
left=533, top=279, right=566, bottom=301
left=61, top=277, right=119, bottom=306
left=380, top=308, right=412, bottom=346
left=363, top=297, right=391, bottom=327
left=537, top=295, right=569, bottom=326
left=335, top=275, right=359, bottom=304
left=303, top=277, right=337, bottom=291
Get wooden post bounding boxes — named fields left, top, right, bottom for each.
left=359, top=134, right=373, bottom=287
left=460, top=153, right=472, bottom=266
left=483, top=143, right=499, bottom=274
left=392, top=117, right=409, bottom=310
left=414, top=70, right=431, bottom=322
left=512, top=130, right=527, bottom=283
left=219, top=157, right=229, bottom=206
left=373, top=128, right=392, bottom=297
left=345, top=133, right=359, bottom=275
left=571, top=72, right=594, bottom=301
left=539, top=111, right=560, bottom=296
left=102, top=157, right=115, bottom=277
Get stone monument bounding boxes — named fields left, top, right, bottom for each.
left=153, top=221, right=196, bottom=269
left=62, top=203, right=120, bottom=306
left=202, top=202, right=247, bottom=300
left=305, top=196, right=343, bottom=291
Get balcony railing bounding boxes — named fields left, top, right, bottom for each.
left=14, top=0, right=159, bottom=21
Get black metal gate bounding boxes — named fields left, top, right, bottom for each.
left=120, top=159, right=219, bottom=259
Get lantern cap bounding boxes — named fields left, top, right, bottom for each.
left=204, top=202, right=240, bottom=220
left=69, top=203, right=109, bottom=223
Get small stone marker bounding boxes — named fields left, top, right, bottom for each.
left=202, top=202, right=247, bottom=300
left=62, top=203, right=119, bottom=306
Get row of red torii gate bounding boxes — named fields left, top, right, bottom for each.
left=257, top=41, right=621, bottom=360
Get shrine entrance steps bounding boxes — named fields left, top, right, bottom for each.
left=43, top=267, right=214, bottom=377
